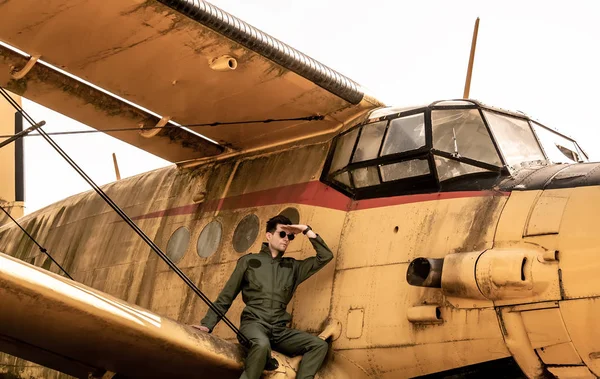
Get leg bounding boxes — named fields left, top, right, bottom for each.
left=272, top=327, right=329, bottom=379
left=238, top=322, right=271, bottom=379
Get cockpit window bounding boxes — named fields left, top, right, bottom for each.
left=531, top=122, right=584, bottom=164
left=380, top=159, right=430, bottom=182
left=483, top=111, right=545, bottom=170
left=381, top=113, right=426, bottom=156
left=432, top=109, right=502, bottom=167
left=435, top=156, right=492, bottom=182
left=330, top=128, right=358, bottom=172
left=352, top=121, right=386, bottom=162
left=352, top=166, right=380, bottom=188
left=333, top=171, right=352, bottom=187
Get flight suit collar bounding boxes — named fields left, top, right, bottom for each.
left=260, top=242, right=284, bottom=260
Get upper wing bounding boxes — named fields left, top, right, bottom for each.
left=0, top=0, right=383, bottom=162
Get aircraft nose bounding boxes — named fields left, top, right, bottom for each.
left=405, top=182, right=600, bottom=377
left=492, top=184, right=600, bottom=377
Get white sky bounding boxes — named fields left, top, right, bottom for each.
left=16, top=0, right=600, bottom=213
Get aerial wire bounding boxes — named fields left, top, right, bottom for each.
left=0, top=114, right=325, bottom=139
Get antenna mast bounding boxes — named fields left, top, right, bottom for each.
left=463, top=17, right=480, bottom=99
left=112, top=152, right=121, bottom=181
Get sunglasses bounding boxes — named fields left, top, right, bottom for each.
left=277, top=230, right=295, bottom=241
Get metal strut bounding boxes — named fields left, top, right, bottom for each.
left=0, top=87, right=249, bottom=345
left=0, top=204, right=73, bottom=280
left=0, top=120, right=45, bottom=148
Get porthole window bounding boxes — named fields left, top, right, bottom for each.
left=279, top=207, right=300, bottom=224
left=166, top=226, right=190, bottom=264
left=233, top=214, right=260, bottom=253
left=197, top=220, right=222, bottom=258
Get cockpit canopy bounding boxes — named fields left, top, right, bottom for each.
left=323, top=99, right=587, bottom=199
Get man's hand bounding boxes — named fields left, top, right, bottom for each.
left=190, top=324, right=210, bottom=333
left=280, top=224, right=316, bottom=238
left=280, top=224, right=307, bottom=234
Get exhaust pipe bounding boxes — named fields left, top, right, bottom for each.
left=406, top=257, right=443, bottom=288
left=407, top=248, right=557, bottom=301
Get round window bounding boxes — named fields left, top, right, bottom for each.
left=166, top=226, right=190, bottom=264
left=197, top=220, right=222, bottom=258
left=233, top=214, right=260, bottom=253
left=279, top=207, right=300, bottom=224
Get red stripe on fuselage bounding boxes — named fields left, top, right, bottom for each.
left=350, top=190, right=508, bottom=211
left=131, top=181, right=509, bottom=221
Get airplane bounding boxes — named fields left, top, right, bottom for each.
left=0, top=1, right=598, bottom=378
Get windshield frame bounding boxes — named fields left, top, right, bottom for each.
left=322, top=100, right=585, bottom=199
left=326, top=107, right=430, bottom=179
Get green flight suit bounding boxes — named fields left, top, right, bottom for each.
left=201, top=234, right=334, bottom=379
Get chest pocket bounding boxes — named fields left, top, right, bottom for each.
left=279, top=260, right=296, bottom=296
left=245, top=267, right=263, bottom=290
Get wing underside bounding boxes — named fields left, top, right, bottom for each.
left=0, top=0, right=382, bottom=162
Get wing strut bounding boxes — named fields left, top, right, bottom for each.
left=0, top=87, right=250, bottom=346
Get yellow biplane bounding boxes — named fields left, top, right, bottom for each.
left=0, top=1, right=598, bottom=379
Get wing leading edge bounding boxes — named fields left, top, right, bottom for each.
left=0, top=251, right=245, bottom=378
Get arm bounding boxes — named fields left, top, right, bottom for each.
left=295, top=230, right=334, bottom=285
left=199, top=257, right=247, bottom=332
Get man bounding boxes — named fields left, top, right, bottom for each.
left=193, top=215, right=333, bottom=379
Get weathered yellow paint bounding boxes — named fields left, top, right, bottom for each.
left=337, top=195, right=507, bottom=270
left=0, top=251, right=245, bottom=378
left=521, top=308, right=570, bottom=349
left=525, top=191, right=571, bottom=236
left=0, top=1, right=382, bottom=157
left=406, top=305, right=442, bottom=324
left=0, top=139, right=508, bottom=377
left=492, top=184, right=600, bottom=377
left=330, top=263, right=506, bottom=352
left=339, top=338, right=509, bottom=379
left=289, top=204, right=347, bottom=333
left=1, top=97, right=600, bottom=379
left=498, top=308, right=545, bottom=378
left=1, top=2, right=598, bottom=376
left=559, top=299, right=600, bottom=376
left=0, top=134, right=517, bottom=378
left=488, top=248, right=561, bottom=307
left=437, top=246, right=560, bottom=309
left=441, top=251, right=489, bottom=301
left=554, top=186, right=600, bottom=299
left=494, top=190, right=542, bottom=244
left=346, top=309, right=365, bottom=339
left=536, top=342, right=582, bottom=365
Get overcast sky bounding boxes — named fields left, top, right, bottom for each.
left=15, top=0, right=600, bottom=213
